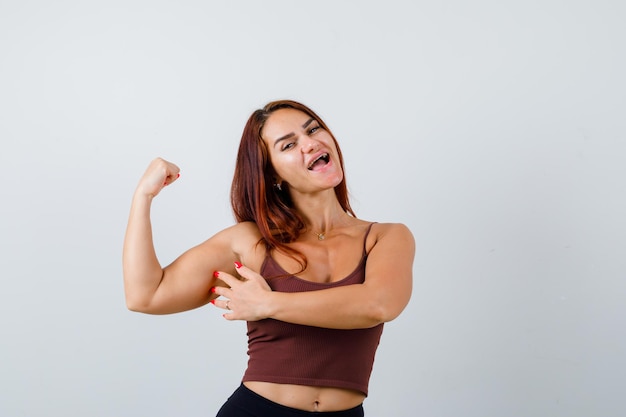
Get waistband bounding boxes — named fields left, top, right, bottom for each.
left=216, top=384, right=365, bottom=417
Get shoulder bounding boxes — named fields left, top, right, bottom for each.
left=367, top=222, right=415, bottom=254
left=369, top=222, right=414, bottom=240
left=205, top=221, right=266, bottom=270
left=371, top=222, right=412, bottom=235
left=229, top=220, right=264, bottom=237
left=206, top=221, right=262, bottom=248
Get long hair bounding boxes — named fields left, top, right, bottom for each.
left=230, top=100, right=355, bottom=269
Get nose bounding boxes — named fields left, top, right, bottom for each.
left=301, top=139, right=319, bottom=153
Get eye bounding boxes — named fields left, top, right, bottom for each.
left=308, top=124, right=321, bottom=135
left=281, top=141, right=296, bottom=151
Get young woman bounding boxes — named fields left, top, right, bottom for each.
left=123, top=100, right=415, bottom=416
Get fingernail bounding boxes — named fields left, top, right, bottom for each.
left=210, top=299, right=215, bottom=304
left=234, top=261, right=242, bottom=269
left=177, top=173, right=180, bottom=178
left=210, top=287, right=216, bottom=293
left=213, top=271, right=219, bottom=278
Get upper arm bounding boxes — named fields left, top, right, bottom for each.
left=363, top=223, right=415, bottom=321
left=138, top=223, right=259, bottom=314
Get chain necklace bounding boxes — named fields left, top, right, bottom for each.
left=309, top=227, right=331, bottom=241
left=309, top=218, right=348, bottom=241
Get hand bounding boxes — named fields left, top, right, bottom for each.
left=136, top=157, right=181, bottom=198
left=211, top=262, right=273, bottom=321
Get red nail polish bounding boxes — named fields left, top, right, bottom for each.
left=177, top=173, right=180, bottom=178
left=234, top=261, right=242, bottom=269
left=213, top=271, right=219, bottom=278
left=210, top=287, right=216, bottom=293
left=210, top=299, right=215, bottom=304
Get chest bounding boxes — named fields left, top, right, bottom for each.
left=270, top=235, right=366, bottom=283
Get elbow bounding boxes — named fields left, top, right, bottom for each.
left=367, top=285, right=412, bottom=326
left=352, top=291, right=405, bottom=328
left=125, top=294, right=152, bottom=314
left=359, top=303, right=395, bottom=328
left=125, top=299, right=143, bottom=313
left=371, top=304, right=400, bottom=325
left=126, top=300, right=143, bottom=313
left=368, top=295, right=408, bottom=326
left=383, top=309, right=402, bottom=324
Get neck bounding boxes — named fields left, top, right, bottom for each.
left=291, top=190, right=352, bottom=237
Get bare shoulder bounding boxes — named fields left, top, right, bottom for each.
left=367, top=222, right=415, bottom=255
left=197, top=221, right=266, bottom=269
left=198, top=221, right=262, bottom=251
left=221, top=220, right=263, bottom=239
left=371, top=222, right=413, bottom=236
left=370, top=222, right=414, bottom=242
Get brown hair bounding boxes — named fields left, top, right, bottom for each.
left=230, top=100, right=355, bottom=269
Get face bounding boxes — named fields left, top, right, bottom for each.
left=261, top=108, right=343, bottom=195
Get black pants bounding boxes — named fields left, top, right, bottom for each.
left=216, top=384, right=365, bottom=417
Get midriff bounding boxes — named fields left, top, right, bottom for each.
left=243, top=381, right=365, bottom=412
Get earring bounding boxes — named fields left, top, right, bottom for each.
left=273, top=182, right=282, bottom=191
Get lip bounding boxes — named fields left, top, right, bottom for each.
left=306, top=150, right=331, bottom=171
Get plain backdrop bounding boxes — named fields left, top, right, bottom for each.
left=1, top=1, right=625, bottom=416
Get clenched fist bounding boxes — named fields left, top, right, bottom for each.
left=135, top=158, right=181, bottom=198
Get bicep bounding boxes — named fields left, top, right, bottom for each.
left=143, top=230, right=239, bottom=314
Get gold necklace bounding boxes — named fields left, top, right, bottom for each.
left=310, top=227, right=330, bottom=241
left=309, top=219, right=346, bottom=241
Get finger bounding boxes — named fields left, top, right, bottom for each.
left=138, top=158, right=180, bottom=196
left=233, top=262, right=259, bottom=281
left=163, top=172, right=181, bottom=186
left=213, top=271, right=241, bottom=288
left=222, top=312, right=237, bottom=321
left=211, top=298, right=231, bottom=311
left=161, top=158, right=180, bottom=185
left=211, top=284, right=233, bottom=299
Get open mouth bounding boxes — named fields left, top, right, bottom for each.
left=308, top=153, right=330, bottom=170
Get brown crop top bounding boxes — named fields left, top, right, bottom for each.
left=242, top=223, right=383, bottom=396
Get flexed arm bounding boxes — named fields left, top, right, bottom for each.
left=123, top=158, right=240, bottom=314
left=123, top=158, right=180, bottom=310
left=212, top=223, right=415, bottom=329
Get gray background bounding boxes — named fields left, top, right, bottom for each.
left=1, top=1, right=625, bottom=416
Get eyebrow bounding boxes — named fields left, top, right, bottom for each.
left=273, top=117, right=316, bottom=148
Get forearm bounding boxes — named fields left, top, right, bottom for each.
left=122, top=193, right=164, bottom=309
left=267, top=284, right=388, bottom=329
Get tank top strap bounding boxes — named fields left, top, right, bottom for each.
left=362, top=222, right=377, bottom=256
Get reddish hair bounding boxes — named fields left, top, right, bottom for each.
left=230, top=100, right=355, bottom=268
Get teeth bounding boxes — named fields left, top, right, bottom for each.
left=308, top=153, right=328, bottom=170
